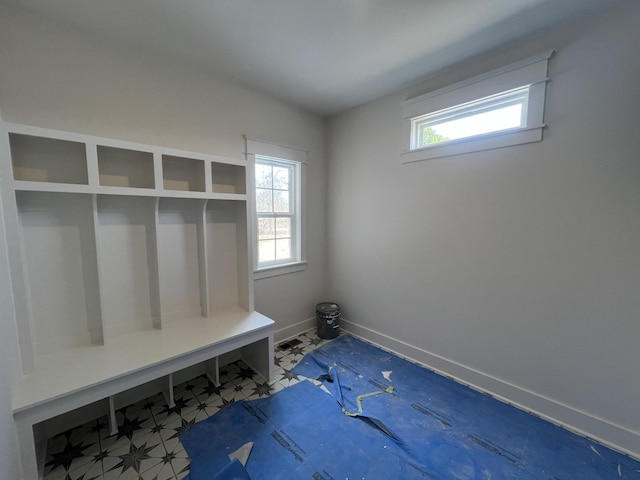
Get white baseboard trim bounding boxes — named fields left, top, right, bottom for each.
left=274, top=317, right=316, bottom=343
left=341, top=318, right=640, bottom=461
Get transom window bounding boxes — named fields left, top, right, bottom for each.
left=255, top=156, right=300, bottom=267
left=411, top=86, right=530, bottom=149
left=401, top=50, right=552, bottom=163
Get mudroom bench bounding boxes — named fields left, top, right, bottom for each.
left=13, top=311, right=274, bottom=479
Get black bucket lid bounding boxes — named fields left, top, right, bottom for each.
left=316, top=302, right=340, bottom=313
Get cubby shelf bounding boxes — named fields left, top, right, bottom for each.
left=9, top=133, right=89, bottom=185
left=97, top=145, right=155, bottom=189
left=0, top=122, right=272, bottom=480
left=5, top=124, right=254, bottom=366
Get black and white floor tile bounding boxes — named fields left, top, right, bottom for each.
left=42, top=331, right=332, bottom=480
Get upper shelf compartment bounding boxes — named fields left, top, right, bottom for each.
left=212, top=162, right=246, bottom=194
left=97, top=145, right=155, bottom=189
left=9, top=133, right=88, bottom=185
left=162, top=155, right=206, bottom=192
left=4, top=124, right=247, bottom=198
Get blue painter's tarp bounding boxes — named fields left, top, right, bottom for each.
left=291, top=335, right=640, bottom=480
left=212, top=459, right=252, bottom=480
left=181, top=335, right=640, bottom=479
left=181, top=380, right=434, bottom=480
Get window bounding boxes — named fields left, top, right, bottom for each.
left=255, top=156, right=300, bottom=266
left=245, top=137, right=306, bottom=278
left=411, top=86, right=529, bottom=149
left=402, top=50, right=553, bottom=163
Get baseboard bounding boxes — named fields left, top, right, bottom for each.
left=274, top=317, right=316, bottom=343
left=341, top=318, right=640, bottom=460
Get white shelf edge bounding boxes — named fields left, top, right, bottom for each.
left=13, top=181, right=94, bottom=194
left=13, top=182, right=248, bottom=201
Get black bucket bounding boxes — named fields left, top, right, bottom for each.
left=316, top=302, right=340, bottom=339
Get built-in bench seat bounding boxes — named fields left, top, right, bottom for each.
left=13, top=310, right=274, bottom=480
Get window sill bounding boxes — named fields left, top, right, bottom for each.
left=254, top=261, right=308, bottom=280
left=401, top=125, right=544, bottom=163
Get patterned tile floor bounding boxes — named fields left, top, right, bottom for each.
left=43, top=330, right=331, bottom=480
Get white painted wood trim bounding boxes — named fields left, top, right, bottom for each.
left=254, top=261, right=308, bottom=280
left=402, top=50, right=554, bottom=107
left=205, top=357, right=220, bottom=386
left=108, top=396, right=118, bottom=436
left=401, top=125, right=544, bottom=163
left=163, top=374, right=175, bottom=409
left=85, top=142, right=100, bottom=188
left=196, top=199, right=209, bottom=317
left=90, top=194, right=106, bottom=346
left=244, top=135, right=308, bottom=164
left=0, top=124, right=35, bottom=375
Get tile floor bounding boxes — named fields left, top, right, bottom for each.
left=42, top=331, right=331, bottom=480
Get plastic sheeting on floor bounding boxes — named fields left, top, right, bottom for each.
left=181, top=379, right=435, bottom=479
left=181, top=335, right=640, bottom=479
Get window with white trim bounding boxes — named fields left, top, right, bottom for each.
left=411, top=86, right=530, bottom=149
left=245, top=137, right=306, bottom=278
left=255, top=156, right=300, bottom=266
left=402, top=50, right=553, bottom=163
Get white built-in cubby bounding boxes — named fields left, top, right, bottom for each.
left=16, top=191, right=104, bottom=356
left=97, top=146, right=155, bottom=189
left=1, top=123, right=273, bottom=480
left=10, top=133, right=89, bottom=185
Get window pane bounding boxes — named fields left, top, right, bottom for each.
left=255, top=163, right=272, bottom=188
left=258, top=217, right=275, bottom=240
left=276, top=238, right=291, bottom=260
left=425, top=103, right=523, bottom=144
left=275, top=217, right=291, bottom=239
left=273, top=166, right=290, bottom=190
left=273, top=190, right=290, bottom=213
left=254, top=154, right=301, bottom=269
left=256, top=188, right=273, bottom=213
left=412, top=86, right=530, bottom=150
left=258, top=239, right=276, bottom=262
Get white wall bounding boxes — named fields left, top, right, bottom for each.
left=0, top=3, right=327, bottom=341
left=327, top=3, right=640, bottom=457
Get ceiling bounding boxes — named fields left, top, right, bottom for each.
left=5, top=0, right=620, bottom=116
